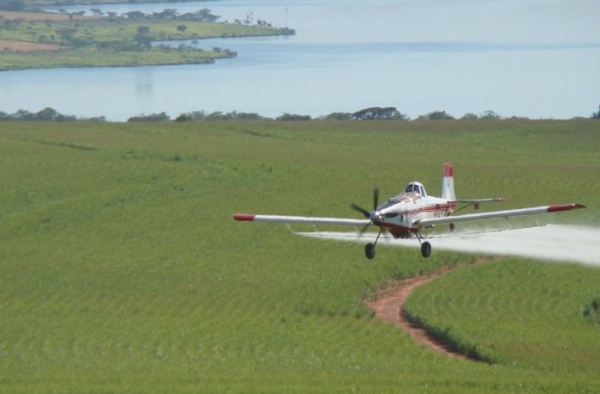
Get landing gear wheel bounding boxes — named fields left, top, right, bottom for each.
left=365, top=243, right=376, bottom=259
left=421, top=241, right=432, bottom=258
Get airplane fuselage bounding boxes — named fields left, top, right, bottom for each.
left=371, top=193, right=456, bottom=238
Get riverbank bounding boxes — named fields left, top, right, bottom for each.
left=8, top=0, right=215, bottom=10
left=0, top=10, right=294, bottom=71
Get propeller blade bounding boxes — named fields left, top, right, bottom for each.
left=372, top=188, right=379, bottom=211
left=352, top=188, right=380, bottom=220
left=359, top=222, right=371, bottom=235
left=351, top=203, right=371, bottom=218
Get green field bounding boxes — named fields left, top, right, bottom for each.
left=1, top=120, right=599, bottom=393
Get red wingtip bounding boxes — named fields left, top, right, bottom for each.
left=444, top=163, right=453, bottom=177
left=547, top=203, right=586, bottom=213
left=233, top=213, right=256, bottom=221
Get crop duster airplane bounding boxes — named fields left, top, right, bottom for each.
left=234, top=163, right=585, bottom=258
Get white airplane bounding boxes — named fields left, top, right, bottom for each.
left=234, top=163, right=585, bottom=258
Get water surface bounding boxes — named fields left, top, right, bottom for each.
left=1, top=0, right=599, bottom=120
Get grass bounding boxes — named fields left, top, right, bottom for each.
left=404, top=259, right=600, bottom=369
left=0, top=120, right=599, bottom=392
left=0, top=46, right=229, bottom=69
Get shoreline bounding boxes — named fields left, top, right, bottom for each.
left=0, top=9, right=294, bottom=71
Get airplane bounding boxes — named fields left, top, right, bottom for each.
left=233, top=163, right=585, bottom=259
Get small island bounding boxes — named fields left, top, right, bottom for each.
left=0, top=2, right=295, bottom=71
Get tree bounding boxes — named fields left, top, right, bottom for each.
left=592, top=105, right=600, bottom=119
left=153, top=9, right=178, bottom=20
left=128, top=112, right=170, bottom=122
left=125, top=11, right=146, bottom=19
left=460, top=113, right=478, bottom=120
left=479, top=110, right=502, bottom=120
left=56, top=27, right=77, bottom=44
left=134, top=26, right=152, bottom=47
left=0, top=108, right=76, bottom=121
left=417, top=111, right=454, bottom=121
left=352, top=107, right=407, bottom=120
left=35, top=107, right=76, bottom=121
left=324, top=112, right=352, bottom=120
left=276, top=113, right=311, bottom=121
left=181, top=9, right=219, bottom=22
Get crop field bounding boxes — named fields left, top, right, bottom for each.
left=0, top=120, right=599, bottom=393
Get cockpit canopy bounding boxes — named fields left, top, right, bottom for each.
left=403, top=182, right=427, bottom=197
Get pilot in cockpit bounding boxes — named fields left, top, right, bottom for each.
left=403, top=182, right=427, bottom=197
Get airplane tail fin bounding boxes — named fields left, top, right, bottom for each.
left=440, top=163, right=456, bottom=201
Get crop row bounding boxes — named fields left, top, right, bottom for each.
left=1, top=120, right=599, bottom=392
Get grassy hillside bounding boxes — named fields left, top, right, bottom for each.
left=0, top=11, right=293, bottom=70
left=0, top=120, right=599, bottom=393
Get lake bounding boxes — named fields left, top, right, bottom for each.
left=1, top=0, right=599, bottom=120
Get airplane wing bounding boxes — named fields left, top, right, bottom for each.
left=233, top=213, right=370, bottom=227
left=415, top=203, right=586, bottom=227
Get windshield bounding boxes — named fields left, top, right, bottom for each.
left=403, top=182, right=426, bottom=196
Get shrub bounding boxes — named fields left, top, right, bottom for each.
left=127, top=112, right=170, bottom=122
left=583, top=297, right=600, bottom=324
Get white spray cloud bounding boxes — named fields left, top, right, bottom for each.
left=296, top=225, right=600, bottom=267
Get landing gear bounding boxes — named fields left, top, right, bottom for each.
left=416, top=232, right=432, bottom=258
left=365, top=243, right=376, bottom=259
left=363, top=230, right=432, bottom=259
left=420, top=241, right=432, bottom=258
left=364, top=229, right=383, bottom=259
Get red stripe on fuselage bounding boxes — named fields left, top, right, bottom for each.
left=378, top=202, right=457, bottom=239
left=396, top=202, right=456, bottom=216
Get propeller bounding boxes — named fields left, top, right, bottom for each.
left=351, top=188, right=379, bottom=234
left=350, top=203, right=371, bottom=218
left=350, top=187, right=379, bottom=216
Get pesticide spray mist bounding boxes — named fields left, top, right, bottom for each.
left=297, top=225, right=600, bottom=267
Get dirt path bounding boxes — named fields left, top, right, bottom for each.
left=367, top=259, right=489, bottom=361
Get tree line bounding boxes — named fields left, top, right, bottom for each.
left=0, top=108, right=105, bottom=121
left=0, top=2, right=294, bottom=35
left=0, top=2, right=218, bottom=21
left=1, top=106, right=599, bottom=122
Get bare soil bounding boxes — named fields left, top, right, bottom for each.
left=0, top=10, right=92, bottom=22
left=0, top=40, right=62, bottom=52
left=367, top=258, right=490, bottom=361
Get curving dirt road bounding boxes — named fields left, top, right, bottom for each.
left=367, top=259, right=490, bottom=361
